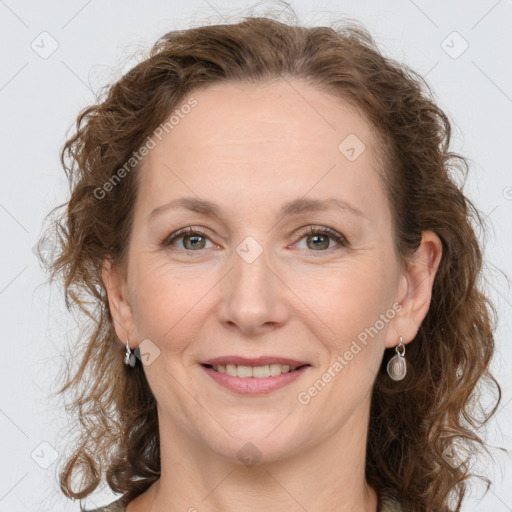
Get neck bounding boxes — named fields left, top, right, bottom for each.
left=129, top=402, right=379, bottom=512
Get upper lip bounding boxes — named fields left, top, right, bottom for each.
left=200, top=356, right=310, bottom=367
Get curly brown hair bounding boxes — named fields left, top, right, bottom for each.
left=43, top=7, right=501, bottom=512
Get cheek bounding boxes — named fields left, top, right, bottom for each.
left=295, top=256, right=395, bottom=370
left=294, top=257, right=391, bottom=329
left=129, top=254, right=217, bottom=350
left=289, top=263, right=394, bottom=436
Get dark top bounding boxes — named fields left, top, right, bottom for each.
left=84, top=488, right=405, bottom=511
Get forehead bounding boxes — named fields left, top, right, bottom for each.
left=155, top=79, right=378, bottom=158
left=136, top=78, right=388, bottom=223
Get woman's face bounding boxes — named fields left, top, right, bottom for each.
left=105, top=78, right=423, bottom=464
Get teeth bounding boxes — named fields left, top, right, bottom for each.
left=236, top=365, right=253, bottom=378
left=213, top=363, right=297, bottom=378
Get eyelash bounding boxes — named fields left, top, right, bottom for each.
left=162, top=226, right=348, bottom=254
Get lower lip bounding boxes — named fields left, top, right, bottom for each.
left=201, top=365, right=310, bottom=395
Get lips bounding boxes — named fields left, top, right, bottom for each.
left=201, top=362, right=311, bottom=394
left=199, top=356, right=312, bottom=394
left=200, top=356, right=310, bottom=368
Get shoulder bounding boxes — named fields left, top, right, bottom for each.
left=379, top=488, right=405, bottom=512
left=380, top=497, right=405, bottom=512
left=378, top=488, right=451, bottom=512
left=81, top=497, right=125, bottom=512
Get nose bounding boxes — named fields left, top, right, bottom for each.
left=217, top=238, right=289, bottom=335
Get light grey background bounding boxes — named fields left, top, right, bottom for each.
left=0, top=1, right=511, bottom=510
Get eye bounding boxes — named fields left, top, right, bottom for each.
left=162, top=225, right=348, bottom=254
left=294, top=226, right=348, bottom=253
left=162, top=227, right=215, bottom=251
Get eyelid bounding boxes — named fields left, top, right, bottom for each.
left=293, top=225, right=349, bottom=248
left=162, top=226, right=217, bottom=248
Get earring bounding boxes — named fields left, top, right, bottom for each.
left=124, top=337, right=136, bottom=367
left=387, top=336, right=407, bottom=381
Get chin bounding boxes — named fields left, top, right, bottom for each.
left=201, top=421, right=309, bottom=466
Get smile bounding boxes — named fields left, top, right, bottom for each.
left=201, top=363, right=311, bottom=394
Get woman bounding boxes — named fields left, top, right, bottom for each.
left=45, top=11, right=501, bottom=512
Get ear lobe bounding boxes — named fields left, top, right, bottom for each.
left=387, top=231, right=443, bottom=347
left=101, top=258, right=137, bottom=348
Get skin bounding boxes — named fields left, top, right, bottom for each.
left=102, top=78, right=442, bottom=512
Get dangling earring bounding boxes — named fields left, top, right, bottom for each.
left=387, top=336, right=407, bottom=381
left=124, top=337, right=136, bottom=367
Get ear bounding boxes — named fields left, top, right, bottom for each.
left=386, top=230, right=443, bottom=348
left=101, top=258, right=138, bottom=348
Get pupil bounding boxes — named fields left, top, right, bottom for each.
left=310, top=234, right=328, bottom=250
left=186, top=235, right=204, bottom=249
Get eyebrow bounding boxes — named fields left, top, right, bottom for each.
left=149, top=196, right=365, bottom=222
